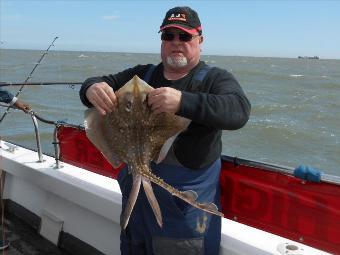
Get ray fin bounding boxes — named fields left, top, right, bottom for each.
left=199, top=202, right=219, bottom=213
left=120, top=174, right=142, bottom=229
left=142, top=178, right=163, bottom=227
left=181, top=190, right=198, bottom=202
left=84, top=108, right=122, bottom=168
left=177, top=192, right=223, bottom=217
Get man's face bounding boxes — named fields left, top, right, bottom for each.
left=160, top=28, right=202, bottom=69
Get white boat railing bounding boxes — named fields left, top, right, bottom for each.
left=0, top=104, right=84, bottom=169
left=30, top=111, right=85, bottom=169
left=30, top=113, right=43, bottom=162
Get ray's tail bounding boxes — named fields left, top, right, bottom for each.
left=141, top=166, right=224, bottom=218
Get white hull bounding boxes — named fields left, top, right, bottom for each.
left=0, top=140, right=331, bottom=255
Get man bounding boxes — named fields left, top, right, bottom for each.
left=80, top=6, right=250, bottom=255
left=0, top=88, right=31, bottom=113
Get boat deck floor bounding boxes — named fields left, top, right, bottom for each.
left=1, top=213, right=71, bottom=255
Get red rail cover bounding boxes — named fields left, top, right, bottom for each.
left=220, top=160, right=340, bottom=254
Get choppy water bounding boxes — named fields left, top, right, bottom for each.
left=0, top=49, right=339, bottom=175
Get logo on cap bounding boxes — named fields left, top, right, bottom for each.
left=168, top=13, right=187, bottom=22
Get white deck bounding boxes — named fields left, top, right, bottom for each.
left=0, top=140, right=332, bottom=255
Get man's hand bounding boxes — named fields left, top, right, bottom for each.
left=148, top=87, right=182, bottom=114
left=14, top=100, right=31, bottom=113
left=86, top=82, right=117, bottom=115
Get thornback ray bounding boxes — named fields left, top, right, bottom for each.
left=84, top=75, right=224, bottom=229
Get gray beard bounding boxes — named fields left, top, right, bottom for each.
left=166, top=56, right=188, bottom=68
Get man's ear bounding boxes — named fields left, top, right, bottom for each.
left=199, top=36, right=204, bottom=44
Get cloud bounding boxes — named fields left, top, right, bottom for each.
left=102, top=15, right=120, bottom=21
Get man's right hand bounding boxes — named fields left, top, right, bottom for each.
left=86, top=82, right=117, bottom=115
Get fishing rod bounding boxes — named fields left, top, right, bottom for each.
left=0, top=37, right=59, bottom=124
left=0, top=81, right=82, bottom=87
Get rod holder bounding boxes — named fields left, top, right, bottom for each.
left=53, top=126, right=61, bottom=169
left=30, top=113, right=44, bottom=162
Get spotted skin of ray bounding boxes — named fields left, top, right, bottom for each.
left=84, top=75, right=224, bottom=229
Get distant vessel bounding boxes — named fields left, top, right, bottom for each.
left=298, top=56, right=319, bottom=59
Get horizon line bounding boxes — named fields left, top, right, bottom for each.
left=1, top=47, right=338, bottom=61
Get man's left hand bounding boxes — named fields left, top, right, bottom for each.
left=148, top=87, right=182, bottom=114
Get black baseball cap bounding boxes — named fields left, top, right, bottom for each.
left=160, top=6, right=202, bottom=35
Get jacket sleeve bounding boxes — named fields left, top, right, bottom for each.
left=178, top=69, right=251, bottom=130
left=0, top=89, right=16, bottom=105
left=79, top=65, right=151, bottom=108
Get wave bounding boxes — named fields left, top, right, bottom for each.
left=289, top=74, right=304, bottom=78
left=78, top=54, right=89, bottom=58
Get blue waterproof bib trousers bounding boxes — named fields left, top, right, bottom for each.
left=117, top=159, right=221, bottom=255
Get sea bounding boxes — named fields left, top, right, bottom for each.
left=0, top=49, right=339, bottom=176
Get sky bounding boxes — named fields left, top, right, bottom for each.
left=1, top=0, right=339, bottom=59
